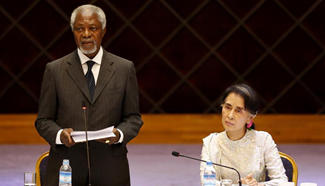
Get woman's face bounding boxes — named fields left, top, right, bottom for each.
left=221, top=92, right=253, bottom=134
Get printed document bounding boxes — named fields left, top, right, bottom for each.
left=71, top=126, right=116, bottom=143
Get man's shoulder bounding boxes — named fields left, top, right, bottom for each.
left=47, top=51, right=77, bottom=67
left=103, top=51, right=133, bottom=66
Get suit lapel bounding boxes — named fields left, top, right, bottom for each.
left=92, top=51, right=115, bottom=103
left=66, top=51, right=92, bottom=102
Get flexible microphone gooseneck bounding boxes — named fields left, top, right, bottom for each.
left=172, top=151, right=242, bottom=186
left=82, top=102, right=91, bottom=186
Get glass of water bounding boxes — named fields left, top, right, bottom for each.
left=24, top=172, right=36, bottom=186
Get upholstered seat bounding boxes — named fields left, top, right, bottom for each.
left=279, top=151, right=298, bottom=185
left=266, top=151, right=298, bottom=186
left=35, top=151, right=49, bottom=186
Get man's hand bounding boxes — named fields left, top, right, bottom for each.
left=60, top=128, right=75, bottom=147
left=97, top=128, right=121, bottom=145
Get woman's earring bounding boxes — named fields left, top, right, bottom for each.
left=247, top=121, right=253, bottom=128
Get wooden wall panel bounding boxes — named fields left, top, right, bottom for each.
left=0, top=114, right=324, bottom=144
left=0, top=114, right=42, bottom=144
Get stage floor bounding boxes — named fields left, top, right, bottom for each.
left=0, top=144, right=324, bottom=186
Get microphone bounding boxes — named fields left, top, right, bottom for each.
left=82, top=101, right=91, bottom=186
left=172, top=151, right=242, bottom=186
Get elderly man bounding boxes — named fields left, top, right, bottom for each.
left=35, top=4, right=143, bottom=186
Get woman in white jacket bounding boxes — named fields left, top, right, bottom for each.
left=200, top=84, right=288, bottom=186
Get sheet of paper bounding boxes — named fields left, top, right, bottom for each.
left=71, top=126, right=116, bottom=143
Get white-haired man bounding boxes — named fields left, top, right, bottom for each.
left=35, top=4, right=143, bottom=186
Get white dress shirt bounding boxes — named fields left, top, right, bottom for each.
left=56, top=47, right=124, bottom=144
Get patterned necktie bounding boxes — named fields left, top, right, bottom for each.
left=85, top=61, right=95, bottom=100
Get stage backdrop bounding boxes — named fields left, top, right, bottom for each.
left=0, top=0, right=324, bottom=114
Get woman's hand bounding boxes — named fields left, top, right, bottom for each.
left=241, top=173, right=264, bottom=186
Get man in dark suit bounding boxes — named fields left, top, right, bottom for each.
left=35, top=4, right=143, bottom=186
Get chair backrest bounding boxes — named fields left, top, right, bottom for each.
left=279, top=151, right=298, bottom=186
left=35, top=151, right=49, bottom=186
left=265, top=151, right=298, bottom=185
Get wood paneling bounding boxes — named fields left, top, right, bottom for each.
left=0, top=114, right=324, bottom=144
left=0, top=114, right=42, bottom=144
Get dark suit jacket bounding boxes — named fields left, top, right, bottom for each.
left=35, top=50, right=143, bottom=186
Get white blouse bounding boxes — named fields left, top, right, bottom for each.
left=200, top=130, right=288, bottom=186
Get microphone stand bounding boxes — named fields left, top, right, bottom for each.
left=82, top=104, right=91, bottom=186
left=172, top=151, right=242, bottom=186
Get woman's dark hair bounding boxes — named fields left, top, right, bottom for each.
left=222, top=84, right=259, bottom=115
left=221, top=84, right=259, bottom=129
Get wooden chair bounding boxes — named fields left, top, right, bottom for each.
left=266, top=151, right=298, bottom=185
left=35, top=151, right=49, bottom=186
left=279, top=151, right=298, bottom=186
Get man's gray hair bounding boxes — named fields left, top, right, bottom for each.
left=70, top=4, right=106, bottom=30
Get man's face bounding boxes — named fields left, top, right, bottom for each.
left=73, top=12, right=106, bottom=58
